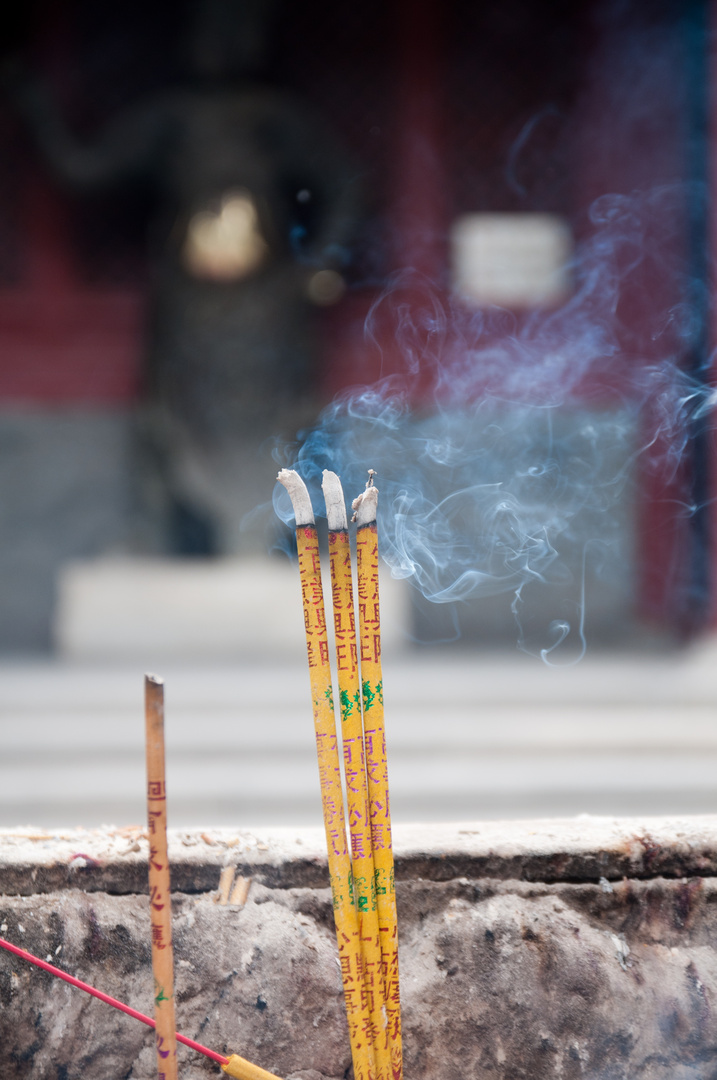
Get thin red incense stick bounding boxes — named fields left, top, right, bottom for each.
left=0, top=936, right=228, bottom=1066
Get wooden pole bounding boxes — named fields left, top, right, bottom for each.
left=352, top=476, right=403, bottom=1080
left=277, top=469, right=376, bottom=1080
left=322, top=470, right=391, bottom=1080
left=144, top=673, right=178, bottom=1080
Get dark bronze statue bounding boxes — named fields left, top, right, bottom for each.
left=11, top=0, right=360, bottom=553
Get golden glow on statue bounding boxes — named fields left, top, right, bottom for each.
left=182, top=191, right=270, bottom=281
left=306, top=268, right=345, bottom=306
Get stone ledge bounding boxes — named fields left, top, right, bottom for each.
left=3, top=864, right=717, bottom=1077
left=4, top=817, right=717, bottom=1078
left=2, top=814, right=717, bottom=897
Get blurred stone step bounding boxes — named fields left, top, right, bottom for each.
left=54, top=555, right=410, bottom=660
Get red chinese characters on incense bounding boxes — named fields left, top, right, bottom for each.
left=323, top=471, right=392, bottom=1080
left=352, top=474, right=402, bottom=1080
left=145, top=673, right=178, bottom=1080
left=278, top=468, right=377, bottom=1080
left=278, top=467, right=403, bottom=1080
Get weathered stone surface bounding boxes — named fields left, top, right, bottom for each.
left=3, top=816, right=717, bottom=896
left=3, top=820, right=717, bottom=1078
left=399, top=876, right=717, bottom=1079
left=0, top=885, right=347, bottom=1080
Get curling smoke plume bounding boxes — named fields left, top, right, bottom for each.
left=273, top=185, right=711, bottom=660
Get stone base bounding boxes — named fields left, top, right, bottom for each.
left=2, top=817, right=717, bottom=1079
left=54, top=556, right=409, bottom=661
left=0, top=410, right=132, bottom=652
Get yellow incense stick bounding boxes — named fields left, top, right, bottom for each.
left=277, top=469, right=375, bottom=1080
left=322, top=471, right=391, bottom=1080
left=221, top=1054, right=286, bottom=1080
left=352, top=475, right=403, bottom=1080
left=144, top=673, right=178, bottom=1080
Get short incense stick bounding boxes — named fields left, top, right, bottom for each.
left=322, top=471, right=391, bottom=1080
left=145, top=674, right=178, bottom=1080
left=144, top=677, right=276, bottom=1080
left=352, top=474, right=403, bottom=1080
left=277, top=469, right=375, bottom=1080
left=0, top=937, right=283, bottom=1080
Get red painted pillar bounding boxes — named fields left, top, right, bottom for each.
left=322, top=0, right=449, bottom=398
left=389, top=0, right=447, bottom=283
left=709, top=0, right=717, bottom=627
left=573, top=4, right=691, bottom=632
left=0, top=5, right=143, bottom=404
left=352, top=0, right=449, bottom=393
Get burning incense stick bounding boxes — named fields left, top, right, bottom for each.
left=145, top=673, right=178, bottom=1080
left=0, top=937, right=283, bottom=1080
left=352, top=474, right=403, bottom=1080
left=322, top=470, right=391, bottom=1080
left=277, top=468, right=375, bottom=1080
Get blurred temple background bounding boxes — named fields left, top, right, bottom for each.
left=1, top=0, right=717, bottom=826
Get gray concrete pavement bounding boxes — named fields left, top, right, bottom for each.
left=1, top=641, right=717, bottom=829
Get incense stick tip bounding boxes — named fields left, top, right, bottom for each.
left=145, top=672, right=164, bottom=687
left=276, top=469, right=315, bottom=526
left=351, top=483, right=379, bottom=526
left=321, top=470, right=348, bottom=531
